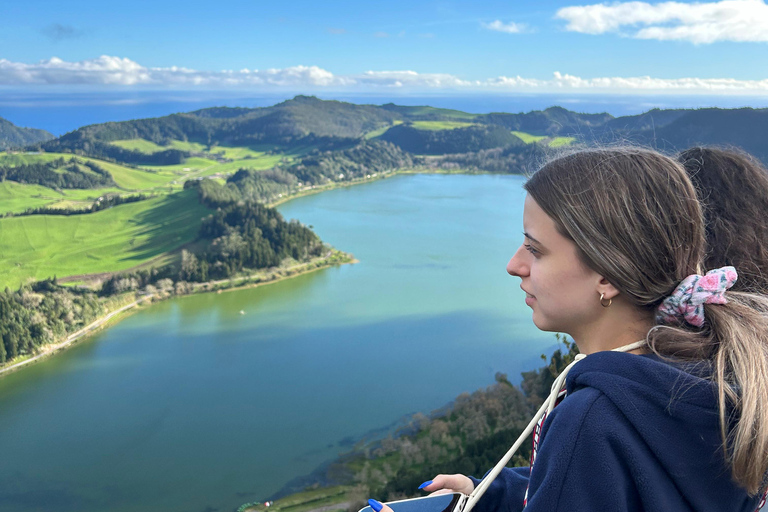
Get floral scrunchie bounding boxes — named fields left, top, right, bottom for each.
left=656, top=266, right=738, bottom=327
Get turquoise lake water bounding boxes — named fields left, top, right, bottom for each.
left=0, top=174, right=558, bottom=512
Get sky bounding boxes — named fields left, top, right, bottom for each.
left=3, top=0, right=768, bottom=96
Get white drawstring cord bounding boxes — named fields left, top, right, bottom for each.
left=462, top=340, right=646, bottom=512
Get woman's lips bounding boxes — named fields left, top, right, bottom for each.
left=522, top=288, right=535, bottom=306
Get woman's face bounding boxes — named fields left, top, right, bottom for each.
left=507, top=195, right=604, bottom=338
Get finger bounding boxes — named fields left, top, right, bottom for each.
left=427, top=489, right=454, bottom=497
left=425, top=474, right=474, bottom=495
left=368, top=499, right=392, bottom=512
left=425, top=474, right=461, bottom=491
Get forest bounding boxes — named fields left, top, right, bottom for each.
left=379, top=124, right=524, bottom=155
left=0, top=278, right=103, bottom=365
left=0, top=157, right=115, bottom=189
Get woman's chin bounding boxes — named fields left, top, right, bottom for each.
left=531, top=314, right=558, bottom=333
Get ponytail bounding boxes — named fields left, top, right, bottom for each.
left=649, top=292, right=768, bottom=495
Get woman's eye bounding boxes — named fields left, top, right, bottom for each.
left=524, top=243, right=539, bottom=256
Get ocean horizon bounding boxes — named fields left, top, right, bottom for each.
left=3, top=89, right=768, bottom=136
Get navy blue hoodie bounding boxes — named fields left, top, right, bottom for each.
left=469, top=351, right=763, bottom=512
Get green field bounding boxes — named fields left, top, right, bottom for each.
left=1, top=151, right=186, bottom=191
left=549, top=136, right=576, bottom=147
left=0, top=182, right=127, bottom=214
left=113, top=139, right=279, bottom=162
left=511, top=132, right=577, bottom=147
left=0, top=144, right=289, bottom=217
left=511, top=131, right=547, bottom=143
left=0, top=188, right=211, bottom=288
left=111, top=139, right=168, bottom=153
left=364, top=120, right=404, bottom=139
left=199, top=154, right=288, bottom=175
left=411, top=121, right=476, bottom=131
left=392, top=105, right=479, bottom=120
left=141, top=156, right=219, bottom=172
left=0, top=152, right=74, bottom=167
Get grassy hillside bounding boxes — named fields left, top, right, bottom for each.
left=379, top=123, right=524, bottom=155
left=410, top=121, right=476, bottom=131
left=511, top=131, right=546, bottom=143
left=0, top=181, right=125, bottom=214
left=511, top=131, right=576, bottom=148
left=0, top=188, right=210, bottom=288
left=378, top=103, right=479, bottom=121
left=0, top=151, right=184, bottom=190
left=8, top=97, right=768, bottom=292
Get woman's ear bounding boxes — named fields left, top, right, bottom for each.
left=596, top=276, right=620, bottom=300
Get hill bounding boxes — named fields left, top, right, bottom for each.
left=34, top=96, right=398, bottom=153
left=0, top=116, right=54, bottom=150
left=378, top=123, right=524, bottom=155
left=13, top=96, right=768, bottom=221
left=24, top=97, right=768, bottom=169
left=26, top=96, right=607, bottom=163
left=637, top=108, right=768, bottom=162
left=476, top=106, right=613, bottom=136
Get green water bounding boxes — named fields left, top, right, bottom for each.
left=0, top=174, right=556, bottom=512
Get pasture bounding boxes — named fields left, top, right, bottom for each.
left=511, top=131, right=547, bottom=143
left=0, top=188, right=211, bottom=288
left=111, top=139, right=168, bottom=153
left=510, top=131, right=576, bottom=147
left=549, top=136, right=576, bottom=147
left=410, top=121, right=477, bottom=131
left=0, top=182, right=125, bottom=214
left=1, top=151, right=184, bottom=191
left=364, top=120, right=404, bottom=139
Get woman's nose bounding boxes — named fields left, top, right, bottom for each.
left=506, top=245, right=529, bottom=277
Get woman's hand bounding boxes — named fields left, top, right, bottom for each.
left=367, top=474, right=476, bottom=512
left=418, top=474, right=475, bottom=495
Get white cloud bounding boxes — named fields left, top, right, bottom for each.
left=4, top=56, right=768, bottom=94
left=358, top=70, right=473, bottom=88
left=544, top=71, right=768, bottom=91
left=0, top=56, right=352, bottom=87
left=556, top=0, right=768, bottom=43
left=482, top=20, right=527, bottom=33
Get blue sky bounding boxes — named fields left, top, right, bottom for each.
left=2, top=0, right=768, bottom=95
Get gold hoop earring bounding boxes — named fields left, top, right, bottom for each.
left=600, top=292, right=612, bottom=308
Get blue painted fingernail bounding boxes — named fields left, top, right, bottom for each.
left=368, top=499, right=383, bottom=512
left=418, top=480, right=433, bottom=490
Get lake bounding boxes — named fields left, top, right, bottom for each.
left=0, top=174, right=557, bottom=512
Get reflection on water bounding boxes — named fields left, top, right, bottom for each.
left=0, top=174, right=557, bottom=512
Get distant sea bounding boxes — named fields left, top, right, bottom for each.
left=3, top=89, right=768, bottom=136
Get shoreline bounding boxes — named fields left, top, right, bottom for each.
left=0, top=167, right=478, bottom=376
left=266, top=166, right=495, bottom=208
left=0, top=168, right=481, bottom=376
left=0, top=251, right=355, bottom=378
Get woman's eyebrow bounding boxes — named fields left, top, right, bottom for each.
left=523, top=231, right=542, bottom=245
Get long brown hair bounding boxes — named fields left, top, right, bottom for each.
left=525, top=147, right=768, bottom=494
left=677, top=146, right=768, bottom=294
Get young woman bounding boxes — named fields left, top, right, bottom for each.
left=677, top=146, right=768, bottom=294
left=368, top=148, right=768, bottom=511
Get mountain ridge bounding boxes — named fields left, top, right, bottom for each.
left=20, top=95, right=768, bottom=165
left=0, top=116, right=54, bottom=150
